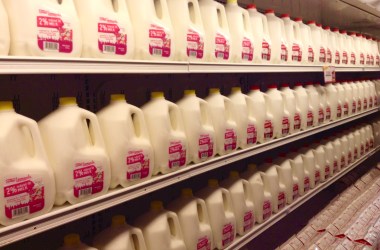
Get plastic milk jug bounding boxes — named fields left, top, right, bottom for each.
left=346, top=131, right=355, bottom=164
left=366, top=125, right=375, bottom=149
left=323, top=26, right=333, bottom=64
left=276, top=153, right=299, bottom=204
left=38, top=97, right=110, bottom=206
left=3, top=0, right=82, bottom=57
left=74, top=0, right=134, bottom=59
left=360, top=126, right=368, bottom=154
left=142, top=92, right=187, bottom=175
left=372, top=38, right=380, bottom=66
left=339, top=30, right=349, bottom=65
left=342, top=81, right=354, bottom=116
left=295, top=18, right=314, bottom=64
left=301, top=147, right=319, bottom=189
left=246, top=4, right=271, bottom=63
left=335, top=83, right=346, bottom=118
left=356, top=34, right=366, bottom=65
left=265, top=9, right=288, bottom=64
left=0, top=101, right=55, bottom=226
left=229, top=87, right=257, bottom=149
left=134, top=201, right=186, bottom=250
left=205, top=89, right=237, bottom=156
left=167, top=189, right=213, bottom=250
left=199, top=0, right=231, bottom=62
left=126, top=0, right=175, bottom=61
left=350, top=81, right=359, bottom=114
left=225, top=0, right=254, bottom=63
left=241, top=164, right=272, bottom=224
left=332, top=28, right=341, bottom=65
left=367, top=80, right=378, bottom=107
left=0, top=0, right=10, bottom=55
left=281, top=14, right=302, bottom=64
left=361, top=80, right=370, bottom=110
left=197, top=179, right=236, bottom=249
left=93, top=215, right=147, bottom=250
left=314, top=83, right=327, bottom=124
left=312, top=144, right=329, bottom=183
left=167, top=0, right=206, bottom=61
left=288, top=150, right=308, bottom=196
left=348, top=32, right=357, bottom=65
left=323, top=140, right=336, bottom=176
left=280, top=84, right=300, bottom=134
left=58, top=234, right=98, bottom=250
left=97, top=94, right=153, bottom=189
left=353, top=129, right=362, bottom=159
left=325, top=83, right=339, bottom=121
left=305, top=82, right=320, bottom=127
left=356, top=81, right=365, bottom=112
left=293, top=83, right=313, bottom=130
left=177, top=90, right=215, bottom=164
left=338, top=135, right=348, bottom=169
left=221, top=171, right=255, bottom=236
left=308, top=21, right=324, bottom=64
left=316, top=23, right=327, bottom=64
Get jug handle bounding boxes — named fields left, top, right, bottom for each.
left=17, top=118, right=45, bottom=160
left=262, top=15, right=269, bottom=35
left=113, top=0, right=129, bottom=13
left=223, top=96, right=234, bottom=121
left=129, top=106, right=150, bottom=140
left=216, top=4, right=229, bottom=31
left=81, top=111, right=105, bottom=148
left=242, top=179, right=254, bottom=203
left=188, top=0, right=203, bottom=26
left=221, top=188, right=233, bottom=212
left=199, top=99, right=212, bottom=127
left=242, top=11, right=252, bottom=34
left=168, top=103, right=185, bottom=132
left=131, top=227, right=148, bottom=250
left=167, top=211, right=184, bottom=240
left=244, top=95, right=255, bottom=117
left=157, top=0, right=171, bottom=23
left=196, top=198, right=210, bottom=224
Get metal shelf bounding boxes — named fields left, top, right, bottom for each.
left=0, top=107, right=377, bottom=247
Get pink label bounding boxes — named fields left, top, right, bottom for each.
left=342, top=51, right=348, bottom=64
left=291, top=43, right=302, bottom=62
left=281, top=43, right=288, bottom=61
left=307, top=110, right=314, bottom=127
left=263, top=200, right=272, bottom=220
left=4, top=175, right=45, bottom=219
left=243, top=211, right=254, bottom=232
left=149, top=24, right=171, bottom=57
left=215, top=33, right=230, bottom=60
left=376, top=55, right=380, bottom=66
left=168, top=141, right=186, bottom=168
left=242, top=37, right=253, bottom=61
left=224, top=128, right=237, bottom=151
left=370, top=139, right=374, bottom=149
left=348, top=152, right=352, bottom=164
left=363, top=98, right=368, bottom=110
left=333, top=160, right=338, bottom=173
left=352, top=101, right=357, bottom=113
left=367, top=54, right=371, bottom=65
left=343, top=103, right=349, bottom=116
left=247, top=124, right=257, bottom=145
left=315, top=170, right=320, bottom=184
left=197, top=236, right=211, bottom=250
left=360, top=53, right=365, bottom=65
left=304, top=177, right=310, bottom=192
left=369, top=97, right=373, bottom=108
left=326, top=49, right=332, bottom=63
left=187, top=29, right=204, bottom=59
left=337, top=104, right=342, bottom=118
left=98, top=17, right=127, bottom=55
left=375, top=97, right=378, bottom=106
left=293, top=184, right=299, bottom=200
left=370, top=55, right=375, bottom=65
left=198, top=134, right=214, bottom=160
left=294, top=113, right=301, bottom=130
left=278, top=192, right=285, bottom=210
left=308, top=46, right=314, bottom=62
left=264, top=120, right=274, bottom=140
left=262, top=40, right=271, bottom=61
left=326, top=106, right=331, bottom=120
left=282, top=116, right=290, bottom=136
left=318, top=108, right=324, bottom=124
left=222, top=223, right=234, bottom=247
left=341, top=155, right=346, bottom=168
left=73, top=161, right=104, bottom=198
left=365, top=141, right=369, bottom=153
left=358, top=100, right=362, bottom=111
left=335, top=51, right=340, bottom=64
left=126, top=150, right=150, bottom=180
left=350, top=53, right=356, bottom=65
left=319, top=47, right=326, bottom=63
left=325, top=165, right=330, bottom=178
left=354, top=148, right=358, bottom=159
left=37, top=10, right=73, bottom=53
left=360, top=144, right=364, bottom=156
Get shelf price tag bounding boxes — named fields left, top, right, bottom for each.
left=323, top=66, right=336, bottom=83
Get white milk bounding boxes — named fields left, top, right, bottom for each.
left=280, top=84, right=299, bottom=134
left=221, top=171, right=255, bottom=236
left=341, top=81, right=354, bottom=116
left=367, top=80, right=378, bottom=107
left=323, top=140, right=336, bottom=176
left=134, top=201, right=186, bottom=250
left=265, top=9, right=288, bottom=64
left=276, top=154, right=299, bottom=204
left=281, top=14, right=302, bottom=64
left=229, top=87, right=257, bottom=149
left=356, top=34, right=366, bottom=65
left=308, top=21, right=324, bottom=64
left=305, top=83, right=320, bottom=127
left=339, top=30, right=349, bottom=65
left=366, top=125, right=375, bottom=149
left=332, top=28, right=341, bottom=65
left=335, top=83, right=346, bottom=118
left=350, top=81, right=359, bottom=114
left=0, top=101, right=55, bottom=226
left=348, top=32, right=358, bottom=66
left=372, top=37, right=380, bottom=66
left=360, top=126, right=368, bottom=154
left=199, top=0, right=231, bottom=62
left=288, top=150, right=309, bottom=196
left=293, top=83, right=312, bottom=130
left=3, top=0, right=82, bottom=57
left=312, top=144, right=329, bottom=183
left=361, top=80, right=370, bottom=110
left=356, top=81, right=365, bottom=112
left=353, top=129, right=362, bottom=159
left=0, top=0, right=9, bottom=55
left=38, top=97, right=110, bottom=206
left=167, top=189, right=213, bottom=250
left=323, top=26, right=333, bottom=64
left=197, top=179, right=236, bottom=249
left=142, top=92, right=187, bottom=175
left=97, top=94, right=153, bottom=189
left=346, top=131, right=355, bottom=164
left=126, top=0, right=175, bottom=61
left=177, top=90, right=215, bottom=164
left=58, top=234, right=97, bottom=250
left=295, top=18, right=314, bottom=64
left=74, top=0, right=134, bottom=59
left=339, top=134, right=349, bottom=169
left=93, top=215, right=147, bottom=250
left=301, top=147, right=319, bottom=189
left=325, top=82, right=339, bottom=121
left=205, top=88, right=237, bottom=156
left=315, top=83, right=328, bottom=123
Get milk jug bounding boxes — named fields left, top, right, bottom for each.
left=74, top=0, right=134, bottom=59
left=367, top=80, right=378, bottom=107
left=295, top=18, right=314, bottom=64
left=366, top=125, right=375, bottom=149
left=332, top=137, right=343, bottom=172
left=348, top=32, right=358, bottom=65
left=265, top=9, right=288, bottom=64
left=134, top=201, right=186, bottom=250
left=356, top=34, right=366, bottom=65
left=308, top=21, right=324, bottom=64
left=346, top=132, right=355, bottom=164
left=177, top=90, right=215, bottom=164
left=280, top=84, right=300, bottom=134
left=305, top=83, right=320, bottom=127
left=314, top=83, right=327, bottom=124
left=276, top=154, right=299, bottom=204
left=167, top=189, right=213, bottom=250
left=197, top=179, right=236, bottom=249
left=199, top=0, right=231, bottom=62
left=325, top=83, right=339, bottom=121
left=362, top=80, right=370, bottom=110
left=288, top=150, right=309, bottom=196
left=225, top=0, right=254, bottom=63
left=332, top=28, right=341, bottom=65
left=356, top=81, right=365, bottom=112
left=281, top=14, right=302, bottom=64
left=335, top=83, right=347, bottom=118
left=97, top=94, right=153, bottom=189
left=38, top=97, right=110, bottom=206
left=339, top=134, right=349, bottom=169
left=58, top=234, right=97, bottom=250
left=241, top=164, right=272, bottom=224
left=372, top=37, right=380, bottom=66
left=247, top=86, right=274, bottom=143
left=0, top=101, right=55, bottom=226
left=342, top=81, right=354, bottom=116
left=167, top=0, right=206, bottom=61
left=293, top=83, right=313, bottom=130
left=317, top=23, right=327, bottom=64
left=339, top=30, right=349, bottom=65
left=229, top=87, right=257, bottom=149
left=142, top=92, right=187, bottom=175
left=3, top=0, right=82, bottom=57
left=264, top=85, right=290, bottom=138
left=126, top=0, right=175, bottom=61
left=312, top=144, right=329, bottom=182
left=93, top=215, right=147, bottom=250
left=323, top=26, right=333, bottom=64
left=353, top=129, right=362, bottom=159
left=221, top=171, right=255, bottom=236
left=301, top=147, right=319, bottom=189
left=360, top=126, right=368, bottom=154
left=246, top=4, right=271, bottom=63
left=205, top=89, right=237, bottom=156
left=0, top=1, right=9, bottom=55
left=350, top=81, right=359, bottom=114
left=323, top=140, right=336, bottom=176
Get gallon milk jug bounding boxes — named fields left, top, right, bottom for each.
left=348, top=32, right=357, bottom=65
left=301, top=147, right=319, bottom=189
left=74, top=0, right=134, bottom=59
left=221, top=171, right=255, bottom=236
left=356, top=34, right=365, bottom=65
left=97, top=94, right=153, bottom=189
left=325, top=82, right=339, bottom=121
left=142, top=92, right=187, bottom=175
left=229, top=87, right=257, bottom=149
left=3, top=0, right=82, bottom=57
left=317, top=23, right=327, bottom=64
left=305, top=82, right=320, bottom=127
left=247, top=86, right=274, bottom=143
left=205, top=89, right=237, bottom=156
left=350, top=81, right=359, bottom=114
left=38, top=97, right=110, bottom=206
left=58, top=234, right=97, bottom=250
left=308, top=21, right=324, bottom=64
left=366, top=125, right=375, bottom=149
left=134, top=201, right=186, bottom=250
left=247, top=4, right=271, bottom=63
left=177, top=90, right=215, bottom=164
left=167, top=0, right=206, bottom=61
left=288, top=150, right=309, bottom=195
left=295, top=18, right=314, bottom=64
left=361, top=80, right=370, bottom=110
left=346, top=131, right=355, bottom=164
left=323, top=26, right=333, bottom=64
left=342, top=81, right=354, bottom=116
left=356, top=81, right=365, bottom=112
left=293, top=83, right=313, bottom=130
left=339, top=30, right=349, bottom=65
left=225, top=0, right=254, bottom=63
left=126, top=0, right=175, bottom=61
left=322, top=140, right=336, bottom=177
left=199, top=0, right=231, bottom=62
left=338, top=134, right=348, bottom=169
left=281, top=14, right=302, bottom=64
left=276, top=153, right=299, bottom=204
left=93, top=215, right=147, bottom=250
left=241, top=164, right=272, bottom=224
left=167, top=189, right=213, bottom=250
left=372, top=37, right=380, bottom=66
left=280, top=83, right=300, bottom=134
left=0, top=101, right=55, bottom=226
left=332, top=28, right=341, bottom=65
left=353, top=129, right=362, bottom=159
left=360, top=126, right=368, bottom=154
left=197, top=179, right=236, bottom=249
left=265, top=9, right=288, bottom=64
left=312, top=143, right=329, bottom=183
left=314, top=83, right=327, bottom=124
left=0, top=0, right=10, bottom=55
left=335, top=82, right=346, bottom=118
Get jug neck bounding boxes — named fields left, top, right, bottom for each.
left=59, top=97, right=78, bottom=108
left=226, top=0, right=238, bottom=5
left=151, top=92, right=165, bottom=100
left=184, top=90, right=196, bottom=97
left=231, top=87, right=242, bottom=94
left=0, top=101, right=15, bottom=112
left=110, top=94, right=127, bottom=104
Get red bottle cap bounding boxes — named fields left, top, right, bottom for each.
left=250, top=85, right=260, bottom=90
left=307, top=20, right=316, bottom=25
left=281, top=14, right=290, bottom=18
left=265, top=9, right=274, bottom=14
left=265, top=158, right=273, bottom=163
left=268, top=84, right=277, bottom=89
left=294, top=17, right=302, bottom=22
left=281, top=83, right=289, bottom=88
left=247, top=4, right=256, bottom=9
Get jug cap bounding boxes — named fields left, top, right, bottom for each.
left=280, top=14, right=290, bottom=18
left=294, top=82, right=303, bottom=87
left=0, top=101, right=14, bottom=111
left=356, top=33, right=362, bottom=37
left=151, top=92, right=164, bottom=99
left=151, top=200, right=164, bottom=211
left=181, top=188, right=193, bottom=197
left=316, top=23, right=322, bottom=27
left=307, top=20, right=316, bottom=25
left=246, top=4, right=256, bottom=9
left=331, top=28, right=339, bottom=32
left=184, top=90, right=196, bottom=96
left=281, top=83, right=289, bottom=88
left=268, top=84, right=277, bottom=89
left=265, top=158, right=273, bottom=163
left=340, top=30, right=347, bottom=34
left=250, top=85, right=260, bottom=90
left=348, top=32, right=356, bottom=36
left=278, top=152, right=287, bottom=158
left=265, top=9, right=274, bottom=14
left=208, top=179, right=219, bottom=187
left=229, top=171, right=240, bottom=179
left=323, top=26, right=330, bottom=30
left=110, top=94, right=126, bottom=102
left=59, top=97, right=77, bottom=106
left=111, top=215, right=126, bottom=227
left=227, top=0, right=237, bottom=4
left=305, top=82, right=314, bottom=86
left=209, top=88, right=220, bottom=94
left=294, top=17, right=302, bottom=22
left=231, top=87, right=241, bottom=93
left=315, top=82, right=321, bottom=85
left=248, top=164, right=257, bottom=171
left=64, top=234, right=81, bottom=247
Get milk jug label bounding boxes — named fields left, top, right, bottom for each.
left=350, top=53, right=356, bottom=65
left=315, top=170, right=321, bottom=184
left=224, top=129, right=237, bottom=151
left=291, top=43, right=302, bottom=62
left=307, top=110, right=314, bottom=127
left=168, top=141, right=186, bottom=168
left=281, top=43, right=288, bottom=61
left=326, top=106, right=331, bottom=120
left=215, top=33, right=230, bottom=60
left=37, top=9, right=73, bottom=53
left=365, top=141, right=369, bottom=152
left=376, top=55, right=379, bottom=66
left=308, top=46, right=314, bottom=62
left=294, top=113, right=301, bottom=130
left=343, top=103, right=349, bottom=115
left=360, top=53, right=365, bottom=65
left=367, top=54, right=371, bottom=65
left=262, top=40, right=271, bottom=61
left=187, top=29, right=204, bottom=59
left=348, top=152, right=352, bottom=164
left=354, top=148, right=358, bottom=159
left=282, top=116, right=290, bottom=136
left=325, top=165, right=330, bottom=179
left=242, top=37, right=253, bottom=61
left=304, top=177, right=310, bottom=192
left=335, top=51, right=340, bottom=64
left=363, top=98, right=368, bottom=109
left=98, top=17, right=127, bottom=55
left=341, top=155, right=346, bottom=168
left=293, top=184, right=299, bottom=200
left=326, top=49, right=332, bottom=63
left=360, top=144, right=364, bottom=155
left=263, top=200, right=272, bottom=220
left=197, top=236, right=211, bottom=250
left=149, top=24, right=171, bottom=57
left=358, top=100, right=362, bottom=111
left=126, top=150, right=150, bottom=180
left=243, top=210, right=254, bottom=232
left=198, top=134, right=214, bottom=160
left=370, top=55, right=375, bottom=65
left=319, top=47, right=326, bottom=63
left=337, top=104, right=342, bottom=118
left=342, top=51, right=348, bottom=64
left=369, top=97, right=373, bottom=108
left=333, top=160, right=338, bottom=173
left=278, top=192, right=285, bottom=210
left=247, top=124, right=257, bottom=145
left=352, top=101, right=357, bottom=113
left=4, top=175, right=45, bottom=219
left=318, top=108, right=324, bottom=124
left=73, top=161, right=104, bottom=198
left=222, top=223, right=234, bottom=247
left=370, top=138, right=374, bottom=148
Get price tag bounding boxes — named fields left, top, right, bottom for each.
left=323, top=66, right=336, bottom=83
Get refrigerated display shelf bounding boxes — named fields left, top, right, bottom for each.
left=0, top=107, right=377, bottom=247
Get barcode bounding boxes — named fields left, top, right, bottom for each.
left=242, top=54, right=250, bottom=60
left=130, top=173, right=141, bottom=180
left=189, top=50, right=197, bottom=58
left=44, top=41, right=59, bottom=51
left=171, top=161, right=180, bottom=168
left=103, top=45, right=115, bottom=53
left=200, top=152, right=208, bottom=159
left=153, top=48, right=162, bottom=56
left=217, top=52, right=225, bottom=59
left=79, top=187, right=92, bottom=197
left=262, top=54, right=270, bottom=60
left=225, top=145, right=233, bottom=150
left=12, top=206, right=29, bottom=218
